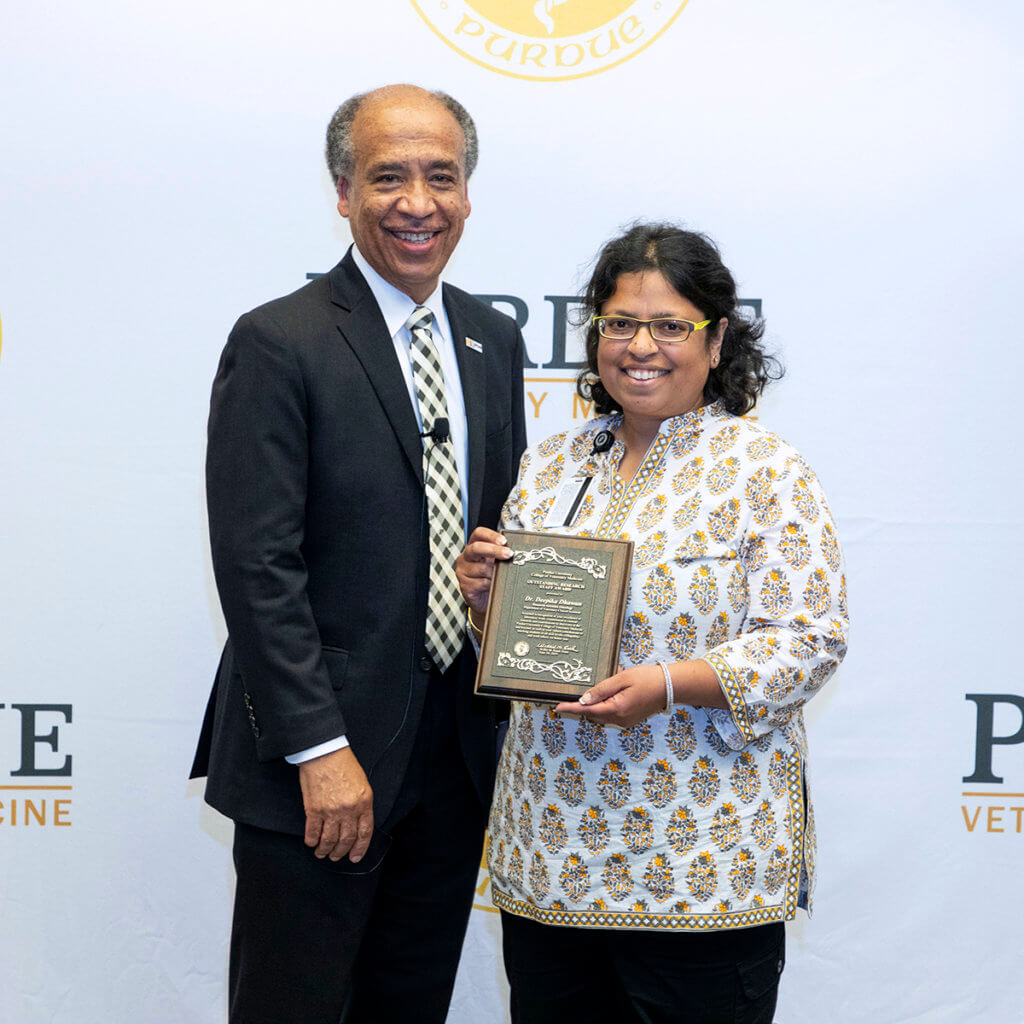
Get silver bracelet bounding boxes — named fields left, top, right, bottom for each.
left=657, top=660, right=673, bottom=712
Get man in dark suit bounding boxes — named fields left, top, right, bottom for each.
left=191, top=84, right=526, bottom=1023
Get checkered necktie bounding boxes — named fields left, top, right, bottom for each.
left=406, top=306, right=465, bottom=671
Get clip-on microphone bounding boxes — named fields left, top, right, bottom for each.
left=421, top=417, right=450, bottom=444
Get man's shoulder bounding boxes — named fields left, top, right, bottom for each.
left=224, top=257, right=367, bottom=355
left=237, top=272, right=334, bottom=332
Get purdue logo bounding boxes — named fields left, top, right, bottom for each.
left=411, top=1, right=691, bottom=81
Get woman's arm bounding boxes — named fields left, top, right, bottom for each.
left=555, top=658, right=727, bottom=729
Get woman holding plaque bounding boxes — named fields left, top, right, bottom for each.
left=456, top=223, right=848, bottom=1024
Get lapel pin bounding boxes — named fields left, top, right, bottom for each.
left=465, top=337, right=483, bottom=353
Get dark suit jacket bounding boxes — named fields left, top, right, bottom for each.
left=191, top=250, right=527, bottom=836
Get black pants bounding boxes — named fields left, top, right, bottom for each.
left=502, top=910, right=785, bottom=1024
left=228, top=668, right=488, bottom=1024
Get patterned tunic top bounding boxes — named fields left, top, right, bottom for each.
left=487, top=402, right=848, bottom=932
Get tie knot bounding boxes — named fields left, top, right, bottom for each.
left=407, top=306, right=433, bottom=334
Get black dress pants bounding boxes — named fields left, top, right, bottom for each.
left=227, top=667, right=489, bottom=1024
left=501, top=910, right=785, bottom=1024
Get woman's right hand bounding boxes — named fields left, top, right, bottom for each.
left=456, top=527, right=512, bottom=614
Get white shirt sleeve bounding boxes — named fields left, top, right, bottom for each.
left=284, top=735, right=350, bottom=765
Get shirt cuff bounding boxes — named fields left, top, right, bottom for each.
left=284, top=735, right=350, bottom=765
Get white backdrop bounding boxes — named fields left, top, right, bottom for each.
left=2, top=2, right=1023, bottom=1021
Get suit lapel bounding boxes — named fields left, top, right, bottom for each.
left=329, top=253, right=424, bottom=484
left=445, top=285, right=487, bottom=529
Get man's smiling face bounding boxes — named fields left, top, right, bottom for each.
left=337, top=87, right=472, bottom=304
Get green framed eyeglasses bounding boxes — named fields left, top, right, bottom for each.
left=593, top=314, right=711, bottom=344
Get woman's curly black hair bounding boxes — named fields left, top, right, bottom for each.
left=576, top=223, right=782, bottom=416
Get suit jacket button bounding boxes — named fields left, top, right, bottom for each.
left=419, top=656, right=432, bottom=672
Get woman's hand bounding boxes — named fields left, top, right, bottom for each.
left=455, top=526, right=512, bottom=615
left=555, top=664, right=667, bottom=729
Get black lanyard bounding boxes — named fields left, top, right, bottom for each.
left=562, top=428, right=616, bottom=527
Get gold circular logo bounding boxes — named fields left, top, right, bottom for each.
left=411, top=1, right=691, bottom=82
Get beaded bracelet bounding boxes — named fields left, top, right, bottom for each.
left=657, top=660, right=673, bottom=712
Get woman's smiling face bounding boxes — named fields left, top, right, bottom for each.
left=596, top=270, right=724, bottom=432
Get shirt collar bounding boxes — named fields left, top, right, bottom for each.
left=350, top=244, right=446, bottom=341
left=657, top=400, right=726, bottom=437
left=581, top=402, right=726, bottom=478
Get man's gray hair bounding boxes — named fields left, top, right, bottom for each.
left=325, top=88, right=479, bottom=190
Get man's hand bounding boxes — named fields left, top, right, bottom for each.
left=298, top=746, right=374, bottom=863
